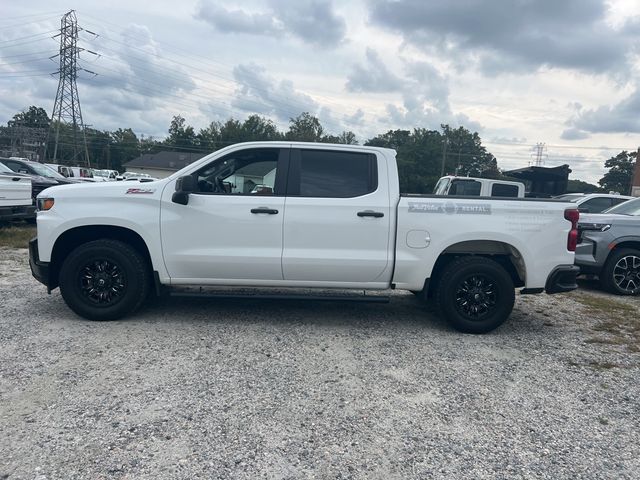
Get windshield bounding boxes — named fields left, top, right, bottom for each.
left=0, top=162, right=13, bottom=173
left=28, top=162, right=66, bottom=179
left=602, top=197, right=640, bottom=216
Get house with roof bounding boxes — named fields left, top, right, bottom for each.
left=122, top=151, right=207, bottom=178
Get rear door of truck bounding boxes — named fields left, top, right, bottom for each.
left=281, top=147, right=393, bottom=284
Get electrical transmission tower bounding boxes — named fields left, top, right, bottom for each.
left=47, top=10, right=97, bottom=166
left=530, top=142, right=548, bottom=166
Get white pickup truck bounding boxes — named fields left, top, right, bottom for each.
left=30, top=142, right=580, bottom=333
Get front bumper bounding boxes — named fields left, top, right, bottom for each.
left=545, top=265, right=579, bottom=294
left=29, top=237, right=54, bottom=292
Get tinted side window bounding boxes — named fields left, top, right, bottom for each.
left=580, top=197, right=612, bottom=213
left=449, top=180, right=481, bottom=196
left=491, top=183, right=519, bottom=197
left=4, top=160, right=21, bottom=172
left=297, top=150, right=377, bottom=198
left=611, top=197, right=629, bottom=207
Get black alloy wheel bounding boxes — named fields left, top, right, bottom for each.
left=59, top=239, right=150, bottom=320
left=454, top=274, right=497, bottom=321
left=79, top=259, right=126, bottom=305
left=436, top=256, right=515, bottom=334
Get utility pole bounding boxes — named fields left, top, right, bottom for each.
left=631, top=147, right=640, bottom=197
left=46, top=10, right=97, bottom=166
left=440, top=137, right=448, bottom=177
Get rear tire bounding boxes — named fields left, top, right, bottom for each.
left=600, top=248, right=640, bottom=295
left=59, top=239, right=150, bottom=320
left=435, top=256, right=515, bottom=334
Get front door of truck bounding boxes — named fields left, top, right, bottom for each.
left=160, top=147, right=288, bottom=282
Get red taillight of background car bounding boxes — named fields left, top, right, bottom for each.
left=564, top=208, right=579, bottom=251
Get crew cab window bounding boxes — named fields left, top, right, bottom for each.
left=491, top=183, right=519, bottom=197
left=449, top=179, right=481, bottom=196
left=291, top=150, right=377, bottom=198
left=194, top=148, right=281, bottom=195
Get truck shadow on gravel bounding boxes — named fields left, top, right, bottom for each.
left=137, top=293, right=449, bottom=332
left=133, top=292, right=541, bottom=335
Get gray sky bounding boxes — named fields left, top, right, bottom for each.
left=1, top=0, right=639, bottom=183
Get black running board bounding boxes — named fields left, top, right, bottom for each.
left=168, top=287, right=390, bottom=303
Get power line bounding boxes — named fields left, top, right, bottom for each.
left=0, top=13, right=61, bottom=30
left=77, top=19, right=361, bottom=125
left=0, top=56, right=56, bottom=67
left=0, top=49, right=58, bottom=59
left=0, top=30, right=59, bottom=45
left=78, top=14, right=354, bottom=111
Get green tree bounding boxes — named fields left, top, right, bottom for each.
left=241, top=115, right=282, bottom=142
left=9, top=105, right=50, bottom=128
left=322, top=130, right=358, bottom=144
left=166, top=115, right=198, bottom=151
left=599, top=151, right=636, bottom=194
left=139, top=135, right=162, bottom=155
left=567, top=179, right=602, bottom=193
left=365, top=125, right=496, bottom=193
left=440, top=125, right=497, bottom=178
left=197, top=121, right=222, bottom=152
left=219, top=118, right=244, bottom=146
left=286, top=112, right=324, bottom=142
left=367, top=128, right=442, bottom=193
left=109, top=128, right=140, bottom=171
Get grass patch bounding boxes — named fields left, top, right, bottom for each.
left=0, top=225, right=36, bottom=248
left=576, top=293, right=640, bottom=354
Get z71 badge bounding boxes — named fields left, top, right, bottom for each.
left=126, top=188, right=155, bottom=194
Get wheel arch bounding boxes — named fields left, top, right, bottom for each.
left=425, top=240, right=525, bottom=297
left=609, top=239, right=640, bottom=256
left=49, top=225, right=153, bottom=290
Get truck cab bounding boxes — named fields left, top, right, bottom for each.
left=433, top=176, right=525, bottom=198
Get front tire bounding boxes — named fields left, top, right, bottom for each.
left=59, top=239, right=150, bottom=320
left=435, top=256, right=515, bottom=334
left=600, top=248, right=640, bottom=295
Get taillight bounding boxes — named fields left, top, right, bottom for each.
left=564, top=208, right=579, bottom=251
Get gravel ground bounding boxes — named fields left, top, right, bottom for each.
left=1, top=247, right=639, bottom=480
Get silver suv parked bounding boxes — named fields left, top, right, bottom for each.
left=575, top=197, right=640, bottom=295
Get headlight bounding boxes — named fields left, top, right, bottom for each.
left=36, top=197, right=55, bottom=211
left=579, top=223, right=611, bottom=232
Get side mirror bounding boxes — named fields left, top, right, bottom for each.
left=578, top=207, right=589, bottom=213
left=172, top=175, right=197, bottom=205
